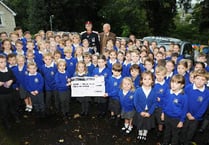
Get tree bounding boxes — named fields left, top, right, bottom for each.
left=144, top=0, right=177, bottom=36
left=98, top=0, right=150, bottom=37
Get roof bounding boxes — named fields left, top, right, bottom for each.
left=0, top=1, right=16, bottom=16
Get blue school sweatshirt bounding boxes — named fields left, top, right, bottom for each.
left=65, top=57, right=77, bottom=78
left=163, top=90, right=188, bottom=122
left=55, top=71, right=70, bottom=92
left=185, top=84, right=209, bottom=120
left=119, top=90, right=135, bottom=112
left=25, top=72, right=44, bottom=93
left=40, top=63, right=58, bottom=91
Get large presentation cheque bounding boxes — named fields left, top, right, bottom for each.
left=71, top=76, right=105, bottom=97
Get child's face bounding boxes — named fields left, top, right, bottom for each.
left=82, top=41, right=89, bottom=47
left=92, top=56, right=98, bottom=65
left=156, top=54, right=164, bottom=61
left=27, top=43, right=34, bottom=50
left=189, top=73, right=194, bottom=83
left=109, top=52, right=117, bottom=60
left=8, top=57, right=16, bottom=66
left=131, top=53, right=139, bottom=63
left=15, top=43, right=23, bottom=51
left=43, top=56, right=53, bottom=66
left=17, top=57, right=25, bottom=66
left=194, top=64, right=203, bottom=71
left=28, top=65, right=37, bottom=74
left=0, top=58, right=6, bottom=69
left=130, top=69, right=139, bottom=78
left=117, top=53, right=124, bottom=62
left=54, top=53, right=61, bottom=60
left=26, top=53, right=34, bottom=60
left=125, top=53, right=131, bottom=62
left=166, top=62, right=174, bottom=72
left=65, top=52, right=72, bottom=58
left=77, top=63, right=85, bottom=73
left=10, top=34, right=18, bottom=42
left=112, top=70, right=121, bottom=77
left=97, top=59, right=106, bottom=68
left=197, top=56, right=207, bottom=63
left=144, top=61, right=153, bottom=71
left=58, top=62, right=66, bottom=72
left=3, top=41, right=11, bottom=50
left=122, top=79, right=132, bottom=92
left=65, top=41, right=72, bottom=47
left=177, top=64, right=187, bottom=75
left=76, top=48, right=83, bottom=55
left=142, top=74, right=153, bottom=87
left=84, top=56, right=91, bottom=64
left=193, top=76, right=207, bottom=89
left=170, top=81, right=184, bottom=92
left=155, top=72, right=166, bottom=82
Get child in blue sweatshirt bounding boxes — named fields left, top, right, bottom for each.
left=55, top=59, right=71, bottom=119
left=105, top=63, right=123, bottom=121
left=119, top=77, right=135, bottom=134
left=25, top=62, right=45, bottom=115
left=134, top=71, right=157, bottom=142
left=161, top=74, right=188, bottom=145
left=181, top=69, right=209, bottom=145
left=153, top=66, right=169, bottom=137
left=92, top=55, right=112, bottom=118
left=40, top=52, right=57, bottom=114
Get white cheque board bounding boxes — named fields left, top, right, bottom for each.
left=71, top=76, right=105, bottom=97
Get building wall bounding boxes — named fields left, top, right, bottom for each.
left=0, top=4, right=16, bottom=35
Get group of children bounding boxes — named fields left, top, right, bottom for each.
left=0, top=29, right=209, bottom=145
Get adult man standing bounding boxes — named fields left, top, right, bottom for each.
left=99, top=23, right=116, bottom=54
left=80, top=21, right=100, bottom=54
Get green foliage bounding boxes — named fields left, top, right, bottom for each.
left=2, top=0, right=208, bottom=43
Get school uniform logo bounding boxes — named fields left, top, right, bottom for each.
left=159, top=89, right=164, bottom=94
left=51, top=71, right=54, bottom=76
left=34, top=78, right=39, bottom=83
left=104, top=73, right=108, bottom=77
left=197, top=96, right=203, bottom=102
left=129, top=95, right=133, bottom=99
left=173, top=98, right=178, bottom=104
left=114, top=82, right=118, bottom=86
left=70, top=62, right=74, bottom=66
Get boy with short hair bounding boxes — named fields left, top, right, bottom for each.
left=105, top=63, right=123, bottom=124
left=153, top=66, right=169, bottom=137
left=25, top=62, right=45, bottom=117
left=40, top=52, right=57, bottom=115
left=181, top=69, right=209, bottom=145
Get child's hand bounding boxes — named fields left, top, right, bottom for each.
left=34, top=90, right=39, bottom=95
left=145, top=112, right=150, bottom=117
left=187, top=113, right=195, bottom=120
left=16, top=87, right=19, bottom=91
left=0, top=81, right=4, bottom=86
left=66, top=82, right=71, bottom=86
left=104, top=93, right=108, bottom=97
left=161, top=113, right=164, bottom=121
left=31, top=91, right=36, bottom=96
left=177, top=121, right=183, bottom=128
left=157, top=97, right=160, bottom=102
left=140, top=112, right=146, bottom=117
left=67, top=78, right=71, bottom=82
left=5, top=80, right=13, bottom=88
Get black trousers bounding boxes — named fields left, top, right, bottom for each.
left=163, top=115, right=182, bottom=145
left=180, top=119, right=199, bottom=145
left=0, top=93, right=17, bottom=123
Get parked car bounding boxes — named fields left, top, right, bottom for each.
left=142, top=36, right=195, bottom=60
